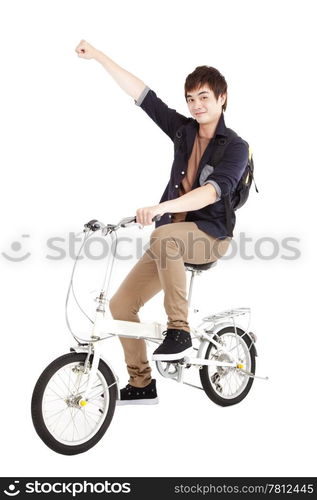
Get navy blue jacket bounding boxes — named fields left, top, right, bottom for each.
left=135, top=87, right=249, bottom=239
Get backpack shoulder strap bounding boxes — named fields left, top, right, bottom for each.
left=173, top=124, right=187, bottom=154
left=211, top=128, right=238, bottom=238
left=211, top=128, right=238, bottom=166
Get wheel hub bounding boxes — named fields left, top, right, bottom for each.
left=65, top=394, right=83, bottom=408
left=216, top=352, right=232, bottom=376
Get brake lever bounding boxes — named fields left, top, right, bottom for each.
left=84, top=219, right=105, bottom=232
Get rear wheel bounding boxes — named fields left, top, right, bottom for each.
left=200, top=327, right=256, bottom=406
left=31, top=352, right=117, bottom=455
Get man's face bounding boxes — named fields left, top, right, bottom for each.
left=186, top=86, right=226, bottom=125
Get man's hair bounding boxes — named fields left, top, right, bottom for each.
left=184, top=65, right=228, bottom=111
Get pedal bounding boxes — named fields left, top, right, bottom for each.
left=165, top=358, right=185, bottom=364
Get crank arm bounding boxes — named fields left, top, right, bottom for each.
left=238, top=368, right=269, bottom=380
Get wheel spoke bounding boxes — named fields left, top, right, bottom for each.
left=62, top=367, right=84, bottom=394
left=49, top=377, right=68, bottom=399
left=73, top=380, right=102, bottom=399
left=222, top=373, right=231, bottom=395
left=80, top=408, right=95, bottom=431
left=82, top=408, right=100, bottom=425
left=45, top=385, right=65, bottom=400
left=57, top=372, right=75, bottom=396
left=59, top=411, right=77, bottom=439
left=44, top=406, right=68, bottom=420
left=43, top=396, right=65, bottom=404
left=69, top=408, right=81, bottom=441
left=50, top=407, right=70, bottom=435
left=88, top=389, right=106, bottom=401
left=88, top=399, right=104, bottom=409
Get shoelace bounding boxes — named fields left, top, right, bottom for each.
left=162, top=329, right=191, bottom=344
left=162, top=330, right=181, bottom=337
left=125, top=383, right=153, bottom=394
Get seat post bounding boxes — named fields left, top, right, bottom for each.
left=185, top=261, right=216, bottom=309
left=187, top=270, right=198, bottom=309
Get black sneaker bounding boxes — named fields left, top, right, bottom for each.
left=152, top=329, right=192, bottom=361
left=116, top=379, right=158, bottom=406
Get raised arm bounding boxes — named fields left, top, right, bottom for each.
left=75, top=40, right=146, bottom=101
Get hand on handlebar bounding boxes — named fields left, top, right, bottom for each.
left=135, top=206, right=164, bottom=226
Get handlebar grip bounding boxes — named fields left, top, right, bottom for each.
left=121, top=215, right=161, bottom=227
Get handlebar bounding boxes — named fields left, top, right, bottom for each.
left=84, top=214, right=162, bottom=233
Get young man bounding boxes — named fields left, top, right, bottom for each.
left=75, top=40, right=248, bottom=405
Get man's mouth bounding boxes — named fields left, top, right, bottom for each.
left=195, top=112, right=206, bottom=116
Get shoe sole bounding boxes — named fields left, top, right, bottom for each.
left=116, top=397, right=159, bottom=406
left=152, top=347, right=192, bottom=361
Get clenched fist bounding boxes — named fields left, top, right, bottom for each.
left=75, top=40, right=98, bottom=60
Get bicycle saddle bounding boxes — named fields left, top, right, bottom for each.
left=184, top=261, right=217, bottom=271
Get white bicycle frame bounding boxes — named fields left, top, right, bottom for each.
left=66, top=217, right=266, bottom=404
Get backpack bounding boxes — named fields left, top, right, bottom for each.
left=174, top=125, right=258, bottom=237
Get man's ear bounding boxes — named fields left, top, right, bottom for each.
left=220, top=93, right=227, bottom=106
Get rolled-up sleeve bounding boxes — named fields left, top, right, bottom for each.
left=135, top=86, right=151, bottom=106
left=135, top=87, right=189, bottom=141
left=204, top=180, right=222, bottom=202
left=203, top=140, right=249, bottom=198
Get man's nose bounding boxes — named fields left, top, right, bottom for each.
left=193, top=101, right=203, bottom=111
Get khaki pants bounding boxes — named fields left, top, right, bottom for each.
left=109, top=222, right=231, bottom=387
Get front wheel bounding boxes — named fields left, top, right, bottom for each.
left=200, top=327, right=256, bottom=406
left=31, top=352, right=117, bottom=455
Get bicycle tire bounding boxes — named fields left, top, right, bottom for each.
left=200, top=326, right=256, bottom=407
left=31, top=352, right=117, bottom=455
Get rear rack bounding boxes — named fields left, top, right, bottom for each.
left=202, top=307, right=250, bottom=323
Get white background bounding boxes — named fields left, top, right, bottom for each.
left=0, top=0, right=316, bottom=478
